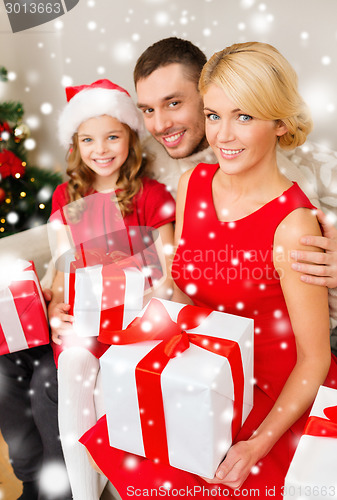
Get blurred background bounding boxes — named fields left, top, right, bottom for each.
left=1, top=0, right=336, bottom=174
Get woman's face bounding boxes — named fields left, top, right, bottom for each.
left=203, top=84, right=287, bottom=177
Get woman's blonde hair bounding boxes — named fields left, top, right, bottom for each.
left=199, top=41, right=313, bottom=149
left=65, top=124, right=149, bottom=222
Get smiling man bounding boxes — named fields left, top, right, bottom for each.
left=136, top=63, right=207, bottom=159
left=134, top=37, right=337, bottom=342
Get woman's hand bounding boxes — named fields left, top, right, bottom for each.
left=202, top=440, right=260, bottom=490
left=48, top=302, right=74, bottom=344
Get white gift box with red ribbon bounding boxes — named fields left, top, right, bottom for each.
left=284, top=385, right=337, bottom=499
left=65, top=254, right=146, bottom=337
left=100, top=297, right=254, bottom=478
left=0, top=259, right=49, bottom=355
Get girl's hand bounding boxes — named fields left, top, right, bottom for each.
left=48, top=302, right=74, bottom=345
left=201, top=440, right=260, bottom=490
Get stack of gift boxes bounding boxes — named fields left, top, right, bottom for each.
left=3, top=244, right=337, bottom=482
left=1, top=248, right=255, bottom=478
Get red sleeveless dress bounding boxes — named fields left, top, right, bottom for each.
left=80, top=163, right=337, bottom=499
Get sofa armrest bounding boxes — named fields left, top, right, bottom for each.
left=0, top=225, right=51, bottom=280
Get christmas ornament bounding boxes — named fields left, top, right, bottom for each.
left=14, top=122, right=30, bottom=141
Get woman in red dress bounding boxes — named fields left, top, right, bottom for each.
left=80, top=42, right=337, bottom=498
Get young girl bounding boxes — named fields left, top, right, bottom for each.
left=48, top=79, right=175, bottom=500
left=79, top=44, right=337, bottom=499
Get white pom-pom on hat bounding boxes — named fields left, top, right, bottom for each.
left=58, top=79, right=146, bottom=148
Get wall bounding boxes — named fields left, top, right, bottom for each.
left=0, top=0, right=336, bottom=177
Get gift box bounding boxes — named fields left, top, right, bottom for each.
left=66, top=248, right=146, bottom=337
left=99, top=297, right=254, bottom=478
left=283, top=385, right=337, bottom=499
left=0, top=260, right=49, bottom=355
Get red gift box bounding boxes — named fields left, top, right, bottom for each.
left=0, top=260, right=49, bottom=355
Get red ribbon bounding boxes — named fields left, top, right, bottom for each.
left=98, top=298, right=245, bottom=465
left=304, top=404, right=337, bottom=439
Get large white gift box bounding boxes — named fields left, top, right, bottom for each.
left=100, top=297, right=254, bottom=478
left=284, top=385, right=337, bottom=499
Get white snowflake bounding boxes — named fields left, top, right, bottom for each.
left=321, top=55, right=331, bottom=66
left=39, top=461, right=70, bottom=497
left=40, top=102, right=53, bottom=115
left=141, top=320, right=153, bottom=332
left=185, top=283, right=197, bottom=295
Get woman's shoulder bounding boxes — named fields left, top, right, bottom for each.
left=274, top=205, right=321, bottom=256
left=178, top=162, right=218, bottom=195
left=182, top=162, right=218, bottom=184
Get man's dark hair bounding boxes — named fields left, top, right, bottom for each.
left=134, top=37, right=207, bottom=87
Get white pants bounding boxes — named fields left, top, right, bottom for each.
left=57, top=347, right=108, bottom=500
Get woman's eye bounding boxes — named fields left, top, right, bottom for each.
left=82, top=138, right=92, bottom=143
left=206, top=113, right=220, bottom=121
left=238, top=114, right=252, bottom=122
left=108, top=135, right=118, bottom=140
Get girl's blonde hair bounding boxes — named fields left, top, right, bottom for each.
left=199, top=41, right=313, bottom=150
left=65, top=124, right=150, bottom=222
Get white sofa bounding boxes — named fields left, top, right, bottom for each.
left=0, top=224, right=51, bottom=281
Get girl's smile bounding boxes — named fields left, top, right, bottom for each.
left=77, top=115, right=130, bottom=191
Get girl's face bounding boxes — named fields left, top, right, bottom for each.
left=203, top=84, right=287, bottom=177
left=77, top=115, right=130, bottom=190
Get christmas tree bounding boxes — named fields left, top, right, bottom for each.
left=0, top=66, right=62, bottom=237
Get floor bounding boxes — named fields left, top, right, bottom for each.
left=0, top=432, right=22, bottom=500
left=0, top=432, right=119, bottom=500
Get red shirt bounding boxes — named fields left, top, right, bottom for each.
left=50, top=176, right=175, bottom=256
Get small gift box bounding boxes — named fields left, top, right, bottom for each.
left=284, top=385, right=337, bottom=499
left=0, top=260, right=49, bottom=355
left=99, top=297, right=254, bottom=478
left=66, top=248, right=146, bottom=337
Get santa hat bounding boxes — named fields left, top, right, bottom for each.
left=58, top=79, right=146, bottom=147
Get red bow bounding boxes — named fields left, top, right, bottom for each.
left=304, top=404, right=337, bottom=439
left=99, top=298, right=245, bottom=464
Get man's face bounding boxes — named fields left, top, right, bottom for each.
left=136, top=63, right=207, bottom=159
